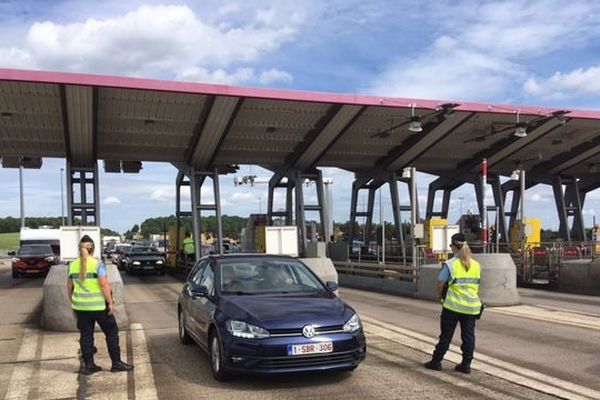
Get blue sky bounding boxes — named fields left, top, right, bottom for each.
left=1, top=0, right=600, bottom=233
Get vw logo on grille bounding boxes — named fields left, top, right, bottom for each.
left=302, top=325, right=316, bottom=338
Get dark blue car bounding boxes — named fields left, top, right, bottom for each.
left=177, top=254, right=366, bottom=380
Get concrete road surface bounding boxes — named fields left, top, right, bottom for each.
left=1, top=259, right=600, bottom=400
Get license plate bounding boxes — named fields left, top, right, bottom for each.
left=287, top=342, right=333, bottom=356
left=26, top=269, right=39, bottom=274
left=143, top=266, right=154, bottom=270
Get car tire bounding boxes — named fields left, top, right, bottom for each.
left=125, top=265, right=131, bottom=275
left=178, top=310, right=193, bottom=345
left=12, top=268, right=20, bottom=279
left=159, top=270, right=165, bottom=276
left=209, top=331, right=230, bottom=381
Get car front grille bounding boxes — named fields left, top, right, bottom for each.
left=256, top=350, right=360, bottom=369
left=268, top=325, right=344, bottom=337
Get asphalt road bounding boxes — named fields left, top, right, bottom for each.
left=1, top=258, right=599, bottom=400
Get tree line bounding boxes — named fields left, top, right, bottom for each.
left=0, top=216, right=119, bottom=236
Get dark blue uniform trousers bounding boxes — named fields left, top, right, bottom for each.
left=432, top=307, right=476, bottom=365
left=75, top=310, right=121, bottom=364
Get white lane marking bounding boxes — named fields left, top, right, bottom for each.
left=489, top=305, right=600, bottom=331
left=130, top=323, right=158, bottom=400
left=4, top=328, right=40, bottom=400
left=362, top=316, right=600, bottom=400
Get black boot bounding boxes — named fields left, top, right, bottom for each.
left=111, top=360, right=134, bottom=372
left=81, top=361, right=102, bottom=375
left=454, top=363, right=471, bottom=374
left=424, top=360, right=442, bottom=371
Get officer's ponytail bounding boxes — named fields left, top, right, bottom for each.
left=451, top=233, right=471, bottom=271
left=78, top=235, right=95, bottom=282
left=459, top=243, right=472, bottom=271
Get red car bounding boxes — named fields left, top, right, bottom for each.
left=11, top=244, right=55, bottom=278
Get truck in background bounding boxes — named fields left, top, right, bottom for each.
left=59, top=226, right=101, bottom=263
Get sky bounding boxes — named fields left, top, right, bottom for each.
left=1, top=0, right=600, bottom=233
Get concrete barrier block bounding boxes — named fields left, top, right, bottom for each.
left=339, top=274, right=417, bottom=297
left=300, top=257, right=338, bottom=284
left=417, top=254, right=520, bottom=307
left=41, top=263, right=129, bottom=332
left=559, top=260, right=600, bottom=295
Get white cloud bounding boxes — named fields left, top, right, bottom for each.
left=258, top=68, right=293, bottom=84
left=103, top=196, right=121, bottom=205
left=365, top=0, right=600, bottom=102
left=523, top=66, right=600, bottom=99
left=0, top=4, right=302, bottom=85
left=230, top=192, right=255, bottom=202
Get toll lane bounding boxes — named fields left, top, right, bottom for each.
left=121, top=273, right=569, bottom=400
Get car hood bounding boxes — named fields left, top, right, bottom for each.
left=220, top=292, right=354, bottom=330
left=128, top=255, right=163, bottom=261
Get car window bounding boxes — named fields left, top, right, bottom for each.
left=219, top=258, right=325, bottom=295
left=18, top=244, right=53, bottom=256
left=198, top=263, right=215, bottom=297
left=189, top=259, right=208, bottom=287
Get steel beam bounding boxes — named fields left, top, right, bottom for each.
left=287, top=105, right=364, bottom=171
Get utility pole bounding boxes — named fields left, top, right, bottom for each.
left=60, top=167, right=65, bottom=226
left=19, top=160, right=25, bottom=227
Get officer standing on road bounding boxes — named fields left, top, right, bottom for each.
left=425, top=233, right=482, bottom=374
left=67, top=235, right=134, bottom=375
left=183, top=231, right=195, bottom=261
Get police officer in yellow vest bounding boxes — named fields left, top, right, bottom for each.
left=183, top=231, right=195, bottom=261
left=67, top=235, right=133, bottom=375
left=425, top=233, right=482, bottom=374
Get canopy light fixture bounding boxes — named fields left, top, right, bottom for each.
left=401, top=167, right=412, bottom=179
left=589, top=163, right=598, bottom=174
left=1, top=112, right=13, bottom=120
left=510, top=170, right=520, bottom=180
left=408, top=104, right=423, bottom=133
left=513, top=111, right=527, bottom=138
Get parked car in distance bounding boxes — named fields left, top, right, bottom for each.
left=111, top=243, right=132, bottom=268
left=178, top=254, right=366, bottom=380
left=11, top=244, right=55, bottom=278
left=123, top=246, right=166, bottom=275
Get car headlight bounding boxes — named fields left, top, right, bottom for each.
left=45, top=256, right=54, bottom=262
left=156, top=260, right=164, bottom=264
left=132, top=261, right=141, bottom=266
left=11, top=258, right=20, bottom=263
left=226, top=320, right=270, bottom=339
left=343, top=313, right=362, bottom=333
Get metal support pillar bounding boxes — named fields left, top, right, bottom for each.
left=189, top=169, right=223, bottom=260
left=292, top=171, right=308, bottom=256
left=389, top=176, right=405, bottom=249
left=490, top=174, right=508, bottom=243
left=286, top=170, right=330, bottom=256
left=426, top=178, right=458, bottom=220
left=502, top=181, right=521, bottom=234
left=175, top=171, right=191, bottom=262
left=267, top=174, right=293, bottom=225
left=365, top=186, right=377, bottom=244
left=553, top=176, right=586, bottom=242
left=66, top=161, right=100, bottom=226
left=348, top=179, right=379, bottom=247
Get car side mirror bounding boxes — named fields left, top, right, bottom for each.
left=7, top=251, right=16, bottom=256
left=325, top=281, right=338, bottom=292
left=191, top=286, right=209, bottom=298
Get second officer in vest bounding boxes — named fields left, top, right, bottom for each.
left=67, top=235, right=134, bottom=375
left=425, top=233, right=482, bottom=374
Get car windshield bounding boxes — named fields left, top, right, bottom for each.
left=18, top=244, right=53, bottom=256
left=131, top=246, right=156, bottom=254
left=219, top=258, right=326, bottom=295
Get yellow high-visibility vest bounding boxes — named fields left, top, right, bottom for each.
left=183, top=237, right=195, bottom=254
left=442, top=257, right=482, bottom=315
left=68, top=257, right=106, bottom=311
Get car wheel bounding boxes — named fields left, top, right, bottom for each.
left=210, top=331, right=230, bottom=381
left=125, top=264, right=131, bottom=275
left=178, top=310, right=193, bottom=345
left=12, top=268, right=20, bottom=279
left=159, top=269, right=165, bottom=276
